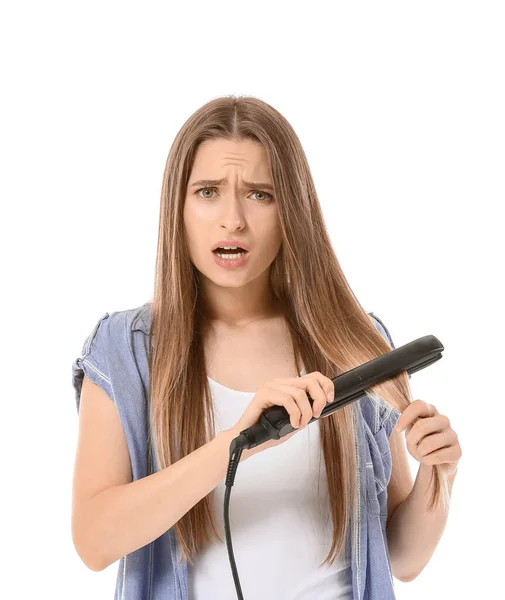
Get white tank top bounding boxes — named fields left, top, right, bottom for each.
left=188, top=370, right=353, bottom=599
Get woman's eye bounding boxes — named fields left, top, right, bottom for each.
left=196, top=187, right=215, bottom=199
left=251, top=190, right=273, bottom=202
left=195, top=187, right=273, bottom=203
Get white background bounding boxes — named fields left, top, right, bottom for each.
left=1, top=1, right=503, bottom=598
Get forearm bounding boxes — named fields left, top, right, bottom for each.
left=78, top=428, right=242, bottom=571
left=386, top=464, right=459, bottom=582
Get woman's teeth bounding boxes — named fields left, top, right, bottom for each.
left=215, top=250, right=247, bottom=259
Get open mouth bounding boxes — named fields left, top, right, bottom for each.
left=212, top=247, right=249, bottom=257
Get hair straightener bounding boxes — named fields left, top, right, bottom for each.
left=222, top=334, right=444, bottom=600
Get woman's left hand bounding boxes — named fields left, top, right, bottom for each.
left=394, top=399, right=462, bottom=475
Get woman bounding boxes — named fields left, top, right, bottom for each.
left=71, top=95, right=461, bottom=599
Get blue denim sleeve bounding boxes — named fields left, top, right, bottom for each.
left=368, top=312, right=406, bottom=437
left=368, top=312, right=411, bottom=381
left=368, top=311, right=395, bottom=349
left=71, top=312, right=114, bottom=414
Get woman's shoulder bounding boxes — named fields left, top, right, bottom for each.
left=359, top=311, right=402, bottom=437
left=71, top=301, right=152, bottom=413
left=130, top=300, right=152, bottom=335
left=367, top=310, right=396, bottom=349
left=83, top=301, right=152, bottom=349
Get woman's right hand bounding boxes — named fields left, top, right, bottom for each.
left=225, top=371, right=335, bottom=460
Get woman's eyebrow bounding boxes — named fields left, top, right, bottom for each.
left=190, top=178, right=274, bottom=191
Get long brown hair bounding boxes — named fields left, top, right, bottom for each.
left=146, top=94, right=449, bottom=568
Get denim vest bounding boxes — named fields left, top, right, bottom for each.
left=71, top=302, right=403, bottom=599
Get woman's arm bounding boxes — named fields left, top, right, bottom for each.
left=386, top=460, right=459, bottom=582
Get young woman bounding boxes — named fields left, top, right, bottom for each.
left=71, top=95, right=461, bottom=600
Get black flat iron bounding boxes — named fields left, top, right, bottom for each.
left=230, top=334, right=443, bottom=453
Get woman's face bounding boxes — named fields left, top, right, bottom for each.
left=183, top=138, right=282, bottom=292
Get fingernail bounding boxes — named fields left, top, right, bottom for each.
left=327, top=391, right=334, bottom=401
